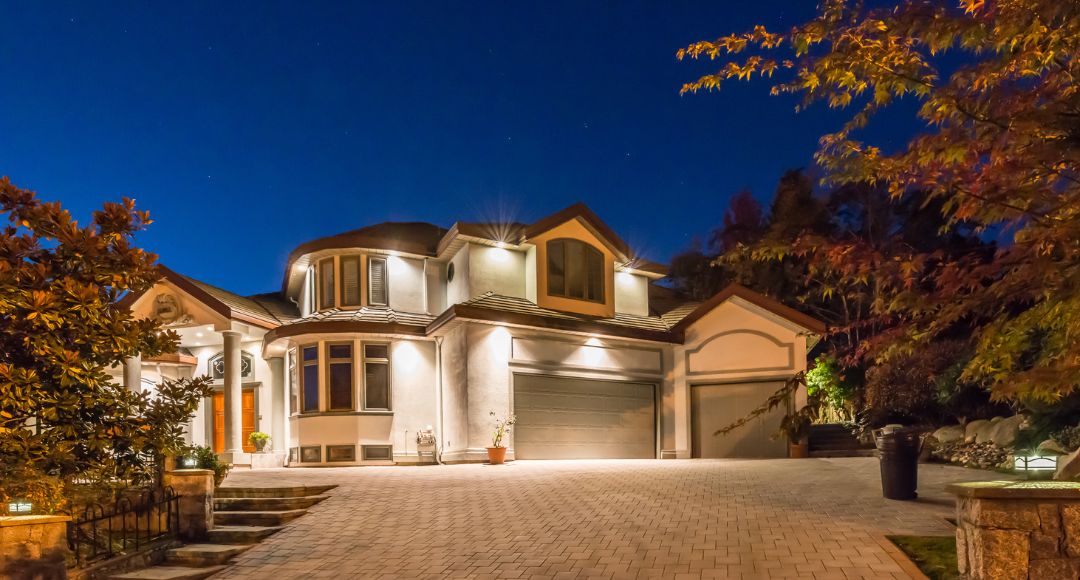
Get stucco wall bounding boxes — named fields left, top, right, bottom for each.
left=446, top=246, right=471, bottom=306
left=425, top=260, right=446, bottom=314
left=387, top=255, right=426, bottom=313
left=614, top=272, right=649, bottom=316
left=468, top=244, right=526, bottom=299
left=439, top=324, right=470, bottom=457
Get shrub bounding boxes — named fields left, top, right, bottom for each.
left=806, top=355, right=860, bottom=421
left=864, top=339, right=978, bottom=426
left=184, top=445, right=230, bottom=487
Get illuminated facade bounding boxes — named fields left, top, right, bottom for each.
left=117, top=203, right=824, bottom=466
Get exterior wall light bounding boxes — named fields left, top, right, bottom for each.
left=1014, top=455, right=1057, bottom=477
left=7, top=500, right=32, bottom=514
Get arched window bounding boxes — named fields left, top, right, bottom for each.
left=546, top=239, right=604, bottom=302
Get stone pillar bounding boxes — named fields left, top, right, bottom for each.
left=163, top=469, right=215, bottom=542
left=0, top=515, right=70, bottom=578
left=222, top=330, right=243, bottom=461
left=123, top=355, right=142, bottom=394
left=948, top=480, right=1080, bottom=579
left=269, top=356, right=285, bottom=454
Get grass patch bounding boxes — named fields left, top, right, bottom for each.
left=887, top=535, right=958, bottom=580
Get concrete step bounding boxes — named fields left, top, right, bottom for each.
left=166, top=543, right=252, bottom=567
left=214, top=495, right=329, bottom=511
left=108, top=565, right=227, bottom=580
left=206, top=525, right=283, bottom=545
left=214, top=508, right=308, bottom=526
left=215, top=485, right=337, bottom=498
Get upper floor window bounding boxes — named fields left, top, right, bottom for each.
left=368, top=257, right=388, bottom=306
left=547, top=239, right=604, bottom=302
left=318, top=257, right=335, bottom=309
left=340, top=256, right=362, bottom=307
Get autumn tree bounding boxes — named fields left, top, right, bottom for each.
left=0, top=178, right=211, bottom=512
left=679, top=0, right=1080, bottom=404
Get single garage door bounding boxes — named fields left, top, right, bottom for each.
left=691, top=381, right=789, bottom=458
left=513, top=374, right=656, bottom=459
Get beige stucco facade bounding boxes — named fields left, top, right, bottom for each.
left=117, top=204, right=822, bottom=467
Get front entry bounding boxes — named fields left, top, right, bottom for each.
left=513, top=374, right=656, bottom=459
left=213, top=390, right=256, bottom=453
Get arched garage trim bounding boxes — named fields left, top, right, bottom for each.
left=685, top=329, right=794, bottom=376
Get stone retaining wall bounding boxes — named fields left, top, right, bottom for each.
left=949, top=481, right=1080, bottom=579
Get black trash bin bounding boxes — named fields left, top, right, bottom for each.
left=874, top=428, right=921, bottom=500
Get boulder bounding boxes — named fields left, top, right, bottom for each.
left=1055, top=448, right=1080, bottom=481
left=990, top=416, right=1003, bottom=424
left=975, top=420, right=998, bottom=444
left=1038, top=439, right=1070, bottom=456
left=931, top=425, right=965, bottom=445
left=966, top=419, right=990, bottom=443
left=987, top=415, right=1025, bottom=448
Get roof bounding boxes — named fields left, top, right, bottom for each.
left=444, top=293, right=675, bottom=341
left=670, top=283, right=828, bottom=335
left=281, top=203, right=670, bottom=294
left=286, top=222, right=449, bottom=265
left=120, top=265, right=298, bottom=330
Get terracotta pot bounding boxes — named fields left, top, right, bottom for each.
left=788, top=441, right=809, bottom=459
left=486, top=446, right=508, bottom=465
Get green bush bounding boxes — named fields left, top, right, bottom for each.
left=806, top=356, right=859, bottom=420
left=183, top=445, right=230, bottom=486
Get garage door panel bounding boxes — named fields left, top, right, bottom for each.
left=513, top=375, right=655, bottom=460
left=691, top=381, right=788, bottom=458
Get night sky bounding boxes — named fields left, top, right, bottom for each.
left=0, top=2, right=913, bottom=295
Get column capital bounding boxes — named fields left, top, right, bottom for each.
left=220, top=329, right=242, bottom=338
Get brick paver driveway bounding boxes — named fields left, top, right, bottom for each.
left=214, top=458, right=1011, bottom=579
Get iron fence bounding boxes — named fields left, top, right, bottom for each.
left=65, top=486, right=180, bottom=567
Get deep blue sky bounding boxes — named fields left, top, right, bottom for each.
left=0, top=2, right=913, bottom=295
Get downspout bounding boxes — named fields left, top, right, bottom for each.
left=434, top=335, right=445, bottom=465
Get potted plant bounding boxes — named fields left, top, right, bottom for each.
left=487, top=411, right=516, bottom=465
left=782, top=413, right=812, bottom=459
left=248, top=431, right=271, bottom=453
left=189, top=445, right=231, bottom=487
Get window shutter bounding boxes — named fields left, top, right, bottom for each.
left=341, top=256, right=361, bottom=306
left=369, top=258, right=388, bottom=306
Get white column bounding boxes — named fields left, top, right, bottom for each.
left=222, top=330, right=243, bottom=459
left=269, top=356, right=285, bottom=454
left=123, top=355, right=142, bottom=394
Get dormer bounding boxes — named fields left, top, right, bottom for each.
left=519, top=203, right=665, bottom=319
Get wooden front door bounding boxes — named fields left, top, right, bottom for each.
left=213, top=390, right=256, bottom=453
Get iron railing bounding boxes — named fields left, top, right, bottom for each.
left=66, top=486, right=180, bottom=567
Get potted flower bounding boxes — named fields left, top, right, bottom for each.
left=248, top=431, right=271, bottom=453
left=487, top=411, right=516, bottom=464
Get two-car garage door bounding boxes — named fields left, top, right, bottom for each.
left=513, top=374, right=656, bottom=459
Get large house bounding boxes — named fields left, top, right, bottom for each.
left=117, top=203, right=824, bottom=467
